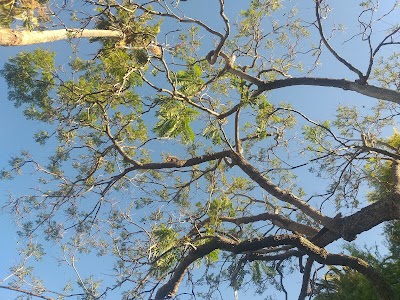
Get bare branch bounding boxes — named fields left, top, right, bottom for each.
left=315, top=0, right=365, bottom=81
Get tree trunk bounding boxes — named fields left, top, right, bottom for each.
left=0, top=28, right=122, bottom=46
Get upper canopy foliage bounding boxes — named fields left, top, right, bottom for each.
left=1, top=0, right=400, bottom=299
left=0, top=0, right=49, bottom=28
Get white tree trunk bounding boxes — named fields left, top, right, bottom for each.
left=0, top=28, right=122, bottom=46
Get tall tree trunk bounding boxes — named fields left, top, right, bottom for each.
left=0, top=28, right=122, bottom=46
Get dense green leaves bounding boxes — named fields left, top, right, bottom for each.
left=1, top=49, right=55, bottom=120
left=154, top=99, right=199, bottom=143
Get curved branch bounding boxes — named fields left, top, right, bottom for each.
left=365, top=25, right=400, bottom=80
left=155, top=234, right=393, bottom=300
left=315, top=1, right=365, bottom=80
left=218, top=103, right=240, bottom=119
left=356, top=145, right=400, bottom=160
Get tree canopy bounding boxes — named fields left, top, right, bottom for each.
left=1, top=0, right=400, bottom=299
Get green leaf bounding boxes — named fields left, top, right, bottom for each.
left=154, top=99, right=199, bottom=143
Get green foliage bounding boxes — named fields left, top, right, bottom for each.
left=251, top=260, right=275, bottom=286
left=175, top=64, right=204, bottom=96
left=94, top=2, right=161, bottom=51
left=374, top=52, right=400, bottom=90
left=202, top=121, right=223, bottom=145
left=205, top=249, right=220, bottom=264
left=386, top=221, right=400, bottom=258
left=207, top=195, right=236, bottom=227
left=153, top=224, right=178, bottom=252
left=239, top=0, right=281, bottom=35
left=1, top=49, right=56, bottom=121
left=151, top=224, right=180, bottom=278
left=315, top=266, right=379, bottom=300
left=365, top=158, right=393, bottom=202
left=77, top=276, right=102, bottom=300
left=0, top=2, right=14, bottom=27
left=154, top=99, right=199, bottom=143
left=0, top=0, right=50, bottom=29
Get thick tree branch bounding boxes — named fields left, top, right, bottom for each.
left=356, top=145, right=400, bottom=160
left=312, top=195, right=400, bottom=247
left=133, top=150, right=232, bottom=170
left=0, top=28, right=122, bottom=46
left=254, top=77, right=400, bottom=105
left=106, top=150, right=232, bottom=190
left=247, top=249, right=302, bottom=260
left=210, top=53, right=400, bottom=105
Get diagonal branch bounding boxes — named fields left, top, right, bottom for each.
left=232, top=153, right=330, bottom=226
left=312, top=194, right=400, bottom=247
left=105, top=150, right=232, bottom=192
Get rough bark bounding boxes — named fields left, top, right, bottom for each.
left=312, top=162, right=400, bottom=247
left=122, top=150, right=231, bottom=171
left=0, top=28, right=122, bottom=46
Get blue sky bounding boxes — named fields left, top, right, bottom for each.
left=0, top=1, right=398, bottom=299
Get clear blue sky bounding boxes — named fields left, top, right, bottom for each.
left=0, top=1, right=397, bottom=299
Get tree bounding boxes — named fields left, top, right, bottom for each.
left=1, top=0, right=400, bottom=299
